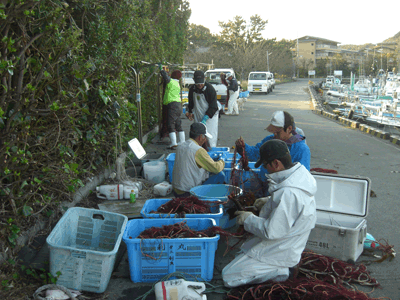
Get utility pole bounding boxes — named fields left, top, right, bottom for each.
left=267, top=51, right=273, bottom=72
left=297, top=38, right=299, bottom=78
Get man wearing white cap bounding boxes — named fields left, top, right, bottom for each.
left=235, top=111, right=310, bottom=196
left=172, top=122, right=225, bottom=197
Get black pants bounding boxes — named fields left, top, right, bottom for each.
left=167, top=101, right=182, bottom=133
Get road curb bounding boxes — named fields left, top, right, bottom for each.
left=322, top=110, right=338, bottom=120
left=389, top=135, right=400, bottom=145
left=338, top=116, right=360, bottom=129
left=308, top=84, right=397, bottom=147
left=359, top=124, right=390, bottom=139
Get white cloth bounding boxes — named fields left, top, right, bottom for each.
left=222, top=253, right=289, bottom=288
left=217, top=101, right=222, bottom=111
left=295, top=127, right=306, bottom=145
left=192, top=92, right=219, bottom=147
left=222, top=163, right=317, bottom=287
left=296, top=127, right=305, bottom=136
left=226, top=90, right=239, bottom=115
left=172, top=139, right=208, bottom=192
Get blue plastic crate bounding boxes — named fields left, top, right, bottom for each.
left=140, top=198, right=224, bottom=226
left=122, top=218, right=220, bottom=282
left=224, top=168, right=262, bottom=190
left=166, top=153, right=175, bottom=183
left=239, top=90, right=250, bottom=98
left=224, top=152, right=242, bottom=161
left=224, top=161, right=259, bottom=169
left=46, top=208, right=128, bottom=293
left=209, top=147, right=230, bottom=152
left=166, top=152, right=226, bottom=183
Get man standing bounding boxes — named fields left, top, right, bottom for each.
left=225, top=73, right=239, bottom=116
left=186, top=70, right=219, bottom=148
left=222, top=139, right=317, bottom=287
left=172, top=123, right=225, bottom=198
left=160, top=69, right=185, bottom=149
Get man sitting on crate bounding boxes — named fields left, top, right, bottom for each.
left=222, top=139, right=317, bottom=287
left=235, top=110, right=309, bottom=196
left=172, top=122, right=226, bottom=198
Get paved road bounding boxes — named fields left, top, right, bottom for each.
left=106, top=79, right=400, bottom=300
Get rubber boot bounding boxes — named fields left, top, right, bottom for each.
left=178, top=131, right=185, bottom=144
left=167, top=132, right=177, bottom=149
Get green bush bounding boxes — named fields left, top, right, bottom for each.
left=0, top=0, right=190, bottom=246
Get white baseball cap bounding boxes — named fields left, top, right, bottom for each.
left=265, top=111, right=285, bottom=132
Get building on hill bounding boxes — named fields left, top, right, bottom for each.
left=375, top=42, right=397, bottom=54
left=295, top=35, right=366, bottom=68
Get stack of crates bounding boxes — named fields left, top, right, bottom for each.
left=166, top=148, right=230, bottom=183
left=46, top=208, right=128, bottom=293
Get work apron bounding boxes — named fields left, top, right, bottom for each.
left=226, top=90, right=239, bottom=115
left=192, top=93, right=219, bottom=148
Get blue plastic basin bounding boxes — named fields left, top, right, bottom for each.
left=190, top=184, right=242, bottom=201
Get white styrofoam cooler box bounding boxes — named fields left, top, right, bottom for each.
left=306, top=173, right=370, bottom=263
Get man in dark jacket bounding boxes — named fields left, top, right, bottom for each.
left=225, top=73, right=239, bottom=116
left=186, top=70, right=219, bottom=148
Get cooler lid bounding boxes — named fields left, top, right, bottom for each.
left=128, top=138, right=146, bottom=160
left=312, top=173, right=370, bottom=218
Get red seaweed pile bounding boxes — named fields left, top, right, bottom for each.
left=150, top=196, right=221, bottom=216
left=226, top=251, right=381, bottom=300
left=138, top=221, right=245, bottom=239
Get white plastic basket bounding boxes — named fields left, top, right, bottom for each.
left=46, top=207, right=128, bottom=293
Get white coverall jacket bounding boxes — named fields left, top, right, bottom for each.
left=222, top=163, right=317, bottom=287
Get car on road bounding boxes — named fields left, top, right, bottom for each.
left=248, top=71, right=272, bottom=94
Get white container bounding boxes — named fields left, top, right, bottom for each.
left=123, top=186, right=139, bottom=200
left=153, top=181, right=172, bottom=196
left=96, top=184, right=124, bottom=200
left=306, top=173, right=370, bottom=263
left=143, top=161, right=166, bottom=184
left=123, top=180, right=143, bottom=192
left=154, top=279, right=206, bottom=300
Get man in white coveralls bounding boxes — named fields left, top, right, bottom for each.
left=222, top=139, right=317, bottom=287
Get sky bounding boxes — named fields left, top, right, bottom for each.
left=187, top=0, right=400, bottom=46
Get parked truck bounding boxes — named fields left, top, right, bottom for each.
left=204, top=68, right=238, bottom=107
left=181, top=70, right=195, bottom=88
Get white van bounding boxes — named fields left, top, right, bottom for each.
left=181, top=70, right=195, bottom=87
left=247, top=72, right=272, bottom=94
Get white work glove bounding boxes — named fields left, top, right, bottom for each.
left=234, top=211, right=253, bottom=225
left=254, top=196, right=270, bottom=211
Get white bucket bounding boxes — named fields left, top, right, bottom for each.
left=96, top=184, right=124, bottom=200
left=154, top=279, right=206, bottom=300
left=143, top=161, right=166, bottom=184
left=153, top=181, right=172, bottom=196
